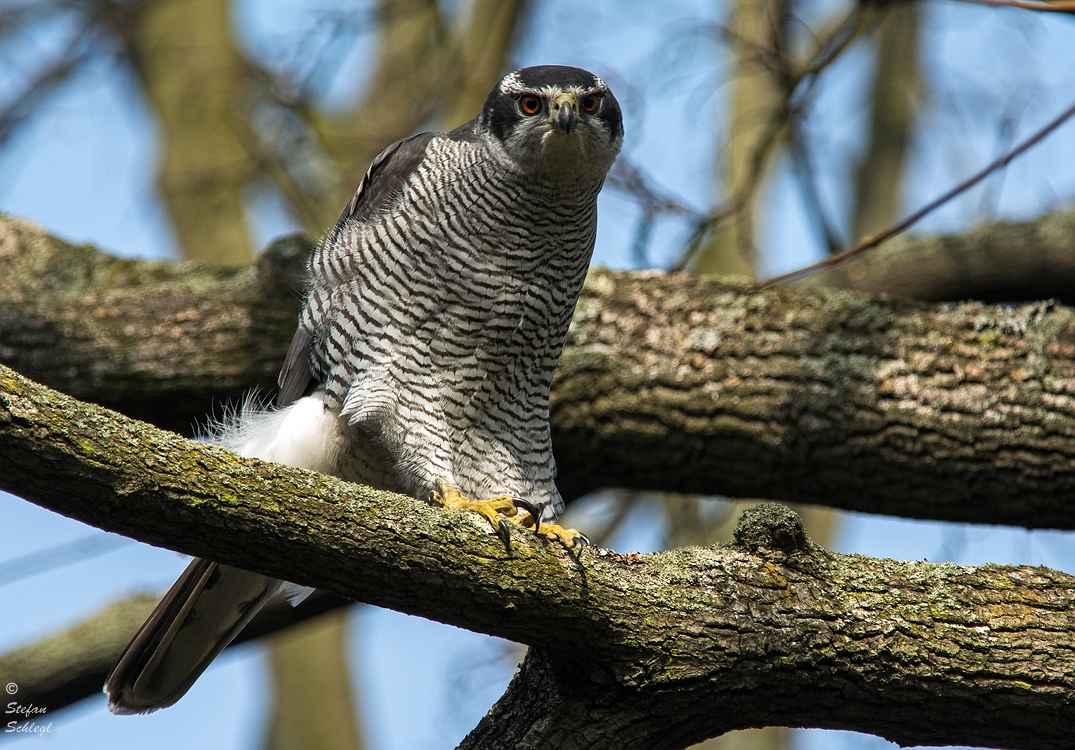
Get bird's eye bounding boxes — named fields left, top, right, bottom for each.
left=519, top=96, right=542, bottom=115
left=581, top=94, right=600, bottom=113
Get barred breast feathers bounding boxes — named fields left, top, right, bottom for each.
left=291, top=121, right=605, bottom=506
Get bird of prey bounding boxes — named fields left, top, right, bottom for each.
left=105, top=64, right=623, bottom=714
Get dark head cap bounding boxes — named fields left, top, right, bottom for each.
left=479, top=65, right=623, bottom=172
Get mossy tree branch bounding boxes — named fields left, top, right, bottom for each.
left=1, top=371, right=1074, bottom=749
left=4, top=213, right=1075, bottom=528
left=0, top=595, right=159, bottom=716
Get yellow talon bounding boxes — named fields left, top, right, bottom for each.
left=534, top=522, right=589, bottom=551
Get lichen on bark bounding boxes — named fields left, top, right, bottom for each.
left=5, top=214, right=1075, bottom=529
left=2, top=364, right=1075, bottom=749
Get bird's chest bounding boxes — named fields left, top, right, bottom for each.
left=429, top=197, right=591, bottom=363
left=427, top=271, right=566, bottom=393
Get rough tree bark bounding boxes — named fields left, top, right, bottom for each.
left=4, top=213, right=1075, bottom=529
left=1, top=365, right=1073, bottom=750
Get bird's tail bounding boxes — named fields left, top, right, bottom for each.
left=104, top=559, right=280, bottom=714
left=105, top=395, right=344, bottom=714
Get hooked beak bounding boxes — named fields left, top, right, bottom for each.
left=554, top=95, right=577, bottom=134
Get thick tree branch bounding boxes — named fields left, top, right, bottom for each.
left=0, top=216, right=308, bottom=433
left=0, top=378, right=1073, bottom=750
left=552, top=269, right=1075, bottom=526
left=4, top=214, right=1075, bottom=528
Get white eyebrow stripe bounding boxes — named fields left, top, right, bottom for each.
left=499, top=71, right=526, bottom=94
left=503, top=84, right=605, bottom=100
left=498, top=72, right=607, bottom=99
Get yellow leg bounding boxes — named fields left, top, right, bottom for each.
left=431, top=479, right=589, bottom=551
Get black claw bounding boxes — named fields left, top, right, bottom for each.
left=426, top=491, right=437, bottom=504
left=511, top=497, right=542, bottom=532
left=574, top=532, right=591, bottom=549
left=497, top=519, right=513, bottom=551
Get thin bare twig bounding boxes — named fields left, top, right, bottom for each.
left=950, top=0, right=1075, bottom=13
left=608, top=157, right=706, bottom=222
left=607, top=158, right=709, bottom=268
left=0, top=21, right=97, bottom=147
left=667, top=6, right=875, bottom=272
left=673, top=105, right=790, bottom=272
left=796, top=7, right=872, bottom=81
left=789, top=118, right=847, bottom=253
left=754, top=95, right=1075, bottom=289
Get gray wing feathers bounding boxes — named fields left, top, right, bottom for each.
left=446, top=116, right=480, bottom=142
left=285, top=131, right=439, bottom=405
left=277, top=327, right=314, bottom=407
left=338, top=131, right=437, bottom=225
left=105, top=559, right=279, bottom=713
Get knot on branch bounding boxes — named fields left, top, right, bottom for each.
left=733, top=503, right=809, bottom=553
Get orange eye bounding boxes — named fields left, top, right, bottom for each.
left=519, top=95, right=542, bottom=115
left=581, top=94, right=600, bottom=113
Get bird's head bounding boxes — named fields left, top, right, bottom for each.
left=479, top=65, right=623, bottom=179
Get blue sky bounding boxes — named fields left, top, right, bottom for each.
left=3, top=0, right=1075, bottom=748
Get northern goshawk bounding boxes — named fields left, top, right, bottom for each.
left=106, top=64, right=623, bottom=714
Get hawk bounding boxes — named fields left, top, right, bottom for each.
left=106, top=65, right=623, bottom=713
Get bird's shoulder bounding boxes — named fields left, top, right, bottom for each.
left=336, top=119, right=482, bottom=225
left=336, top=131, right=435, bottom=225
